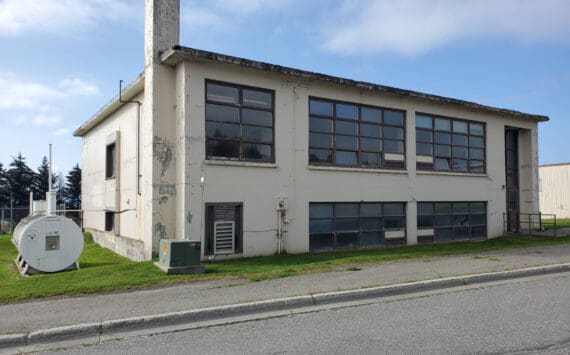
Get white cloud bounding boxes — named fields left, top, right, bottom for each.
left=58, top=78, right=100, bottom=96
left=53, top=128, right=70, bottom=136
left=32, top=114, right=62, bottom=126
left=322, top=0, right=570, bottom=56
left=0, top=0, right=139, bottom=37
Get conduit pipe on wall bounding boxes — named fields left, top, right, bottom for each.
left=119, top=80, right=142, bottom=197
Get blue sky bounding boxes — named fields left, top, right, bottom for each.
left=0, top=0, right=569, bottom=174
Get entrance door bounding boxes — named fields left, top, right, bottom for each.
left=505, top=129, right=519, bottom=232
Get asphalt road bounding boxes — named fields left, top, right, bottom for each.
left=40, top=273, right=570, bottom=354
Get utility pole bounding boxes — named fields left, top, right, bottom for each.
left=9, top=192, right=13, bottom=233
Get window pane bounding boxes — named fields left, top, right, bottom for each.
left=309, top=117, right=333, bottom=133
left=472, top=226, right=486, bottom=238
left=360, top=152, right=382, bottom=168
left=206, top=104, right=239, bottom=123
left=435, top=118, right=451, bottom=131
left=243, top=89, right=272, bottom=109
left=470, top=160, right=484, bottom=173
left=471, top=214, right=486, bottom=225
left=337, top=233, right=359, bottom=248
left=361, top=107, right=381, bottom=123
left=435, top=132, right=451, bottom=144
left=470, top=202, right=486, bottom=213
left=360, top=124, right=382, bottom=138
left=453, top=120, right=468, bottom=133
left=310, top=100, right=333, bottom=116
left=384, top=140, right=404, bottom=153
left=384, top=203, right=404, bottom=216
left=435, top=158, right=450, bottom=171
left=384, top=127, right=404, bottom=140
left=309, top=149, right=333, bottom=164
left=336, top=121, right=358, bottom=135
left=385, top=111, right=404, bottom=126
left=469, top=148, right=484, bottom=160
left=435, top=215, right=451, bottom=227
left=469, top=136, right=484, bottom=148
left=336, top=203, right=359, bottom=217
left=360, top=138, right=382, bottom=151
left=206, top=140, right=239, bottom=159
left=336, top=218, right=359, bottom=231
left=384, top=216, right=405, bottom=229
left=452, top=134, right=468, bottom=146
left=310, top=204, right=333, bottom=218
left=453, top=203, right=469, bottom=214
left=336, top=104, right=358, bottom=120
left=336, top=135, right=358, bottom=150
left=452, top=159, right=468, bottom=172
left=453, top=214, right=469, bottom=226
left=207, top=83, right=238, bottom=104
left=434, top=144, right=451, bottom=157
left=435, top=203, right=452, bottom=214
left=416, top=129, right=433, bottom=143
left=361, top=232, right=383, bottom=247
left=470, top=123, right=484, bottom=135
left=416, top=115, right=432, bottom=129
left=309, top=219, right=334, bottom=233
left=310, top=132, right=333, bottom=148
left=418, top=203, right=433, bottom=215
left=361, top=203, right=382, bottom=217
left=310, top=233, right=334, bottom=251
left=336, top=151, right=357, bottom=166
left=361, top=218, right=383, bottom=230
left=454, top=227, right=470, bottom=240
left=436, top=228, right=452, bottom=242
left=206, top=121, right=240, bottom=139
left=417, top=143, right=433, bottom=156
left=243, top=109, right=272, bottom=127
left=243, top=125, right=272, bottom=143
left=243, top=143, right=272, bottom=161
left=418, top=215, right=434, bottom=228
left=452, top=146, right=468, bottom=159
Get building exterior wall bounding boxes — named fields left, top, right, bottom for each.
left=539, top=164, right=570, bottom=218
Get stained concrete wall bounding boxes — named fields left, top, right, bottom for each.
left=539, top=164, right=570, bottom=218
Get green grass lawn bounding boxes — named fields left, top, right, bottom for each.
left=542, top=218, right=570, bottom=230
left=1, top=233, right=570, bottom=304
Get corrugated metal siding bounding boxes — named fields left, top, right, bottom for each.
left=539, top=164, right=570, bottom=218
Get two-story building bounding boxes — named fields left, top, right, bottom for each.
left=74, top=0, right=548, bottom=261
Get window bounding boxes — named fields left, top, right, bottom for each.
left=309, top=202, right=406, bottom=251
left=417, top=202, right=487, bottom=242
left=106, top=143, right=116, bottom=178
left=205, top=203, right=243, bottom=255
left=205, top=81, right=274, bottom=162
left=308, top=98, right=406, bottom=169
left=416, top=114, right=485, bottom=173
left=105, top=211, right=114, bottom=232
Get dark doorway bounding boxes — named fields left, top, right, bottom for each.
left=505, top=129, right=519, bottom=232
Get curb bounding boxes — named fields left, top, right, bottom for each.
left=2, top=263, right=569, bottom=349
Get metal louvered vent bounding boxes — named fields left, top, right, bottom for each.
left=215, top=205, right=235, bottom=221
left=214, top=221, right=235, bottom=254
left=417, top=235, right=435, bottom=245
left=384, top=160, right=405, bottom=170
left=416, top=162, right=434, bottom=171
left=385, top=237, right=406, bottom=247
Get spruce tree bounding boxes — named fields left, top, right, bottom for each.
left=6, top=154, right=35, bottom=206
left=64, top=164, right=82, bottom=210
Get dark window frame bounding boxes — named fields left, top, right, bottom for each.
left=309, top=202, right=407, bottom=252
left=204, top=202, right=243, bottom=255
left=205, top=79, right=275, bottom=163
left=104, top=211, right=114, bottom=232
left=105, top=142, right=116, bottom=179
left=415, top=113, right=486, bottom=174
left=308, top=97, right=407, bottom=170
left=417, top=201, right=487, bottom=242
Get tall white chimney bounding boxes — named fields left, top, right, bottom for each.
left=144, top=0, right=180, bottom=67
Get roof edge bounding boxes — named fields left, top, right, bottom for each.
left=162, top=46, right=549, bottom=123
left=73, top=72, right=145, bottom=137
left=539, top=162, right=570, bottom=168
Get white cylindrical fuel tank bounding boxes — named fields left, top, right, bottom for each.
left=13, top=215, right=83, bottom=273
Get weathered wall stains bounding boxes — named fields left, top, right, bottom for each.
left=159, top=183, right=176, bottom=195
left=186, top=212, right=192, bottom=224
left=159, top=196, right=168, bottom=205
left=153, top=222, right=166, bottom=239
left=153, top=136, right=173, bottom=177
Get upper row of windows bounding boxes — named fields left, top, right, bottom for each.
left=204, top=80, right=486, bottom=173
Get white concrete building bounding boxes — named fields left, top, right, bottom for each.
left=74, top=0, right=548, bottom=261
left=539, top=163, right=570, bottom=218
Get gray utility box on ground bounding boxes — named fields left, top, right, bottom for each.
left=154, top=239, right=205, bottom=274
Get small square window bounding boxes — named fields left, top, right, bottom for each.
left=106, top=143, right=116, bottom=179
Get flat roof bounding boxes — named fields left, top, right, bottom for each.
left=540, top=162, right=570, bottom=168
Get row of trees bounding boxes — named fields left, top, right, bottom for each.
left=0, top=154, right=81, bottom=210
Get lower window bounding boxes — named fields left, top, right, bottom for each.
left=417, top=202, right=487, bottom=242
left=309, top=202, right=406, bottom=252
left=205, top=203, right=243, bottom=255
left=105, top=211, right=114, bottom=232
